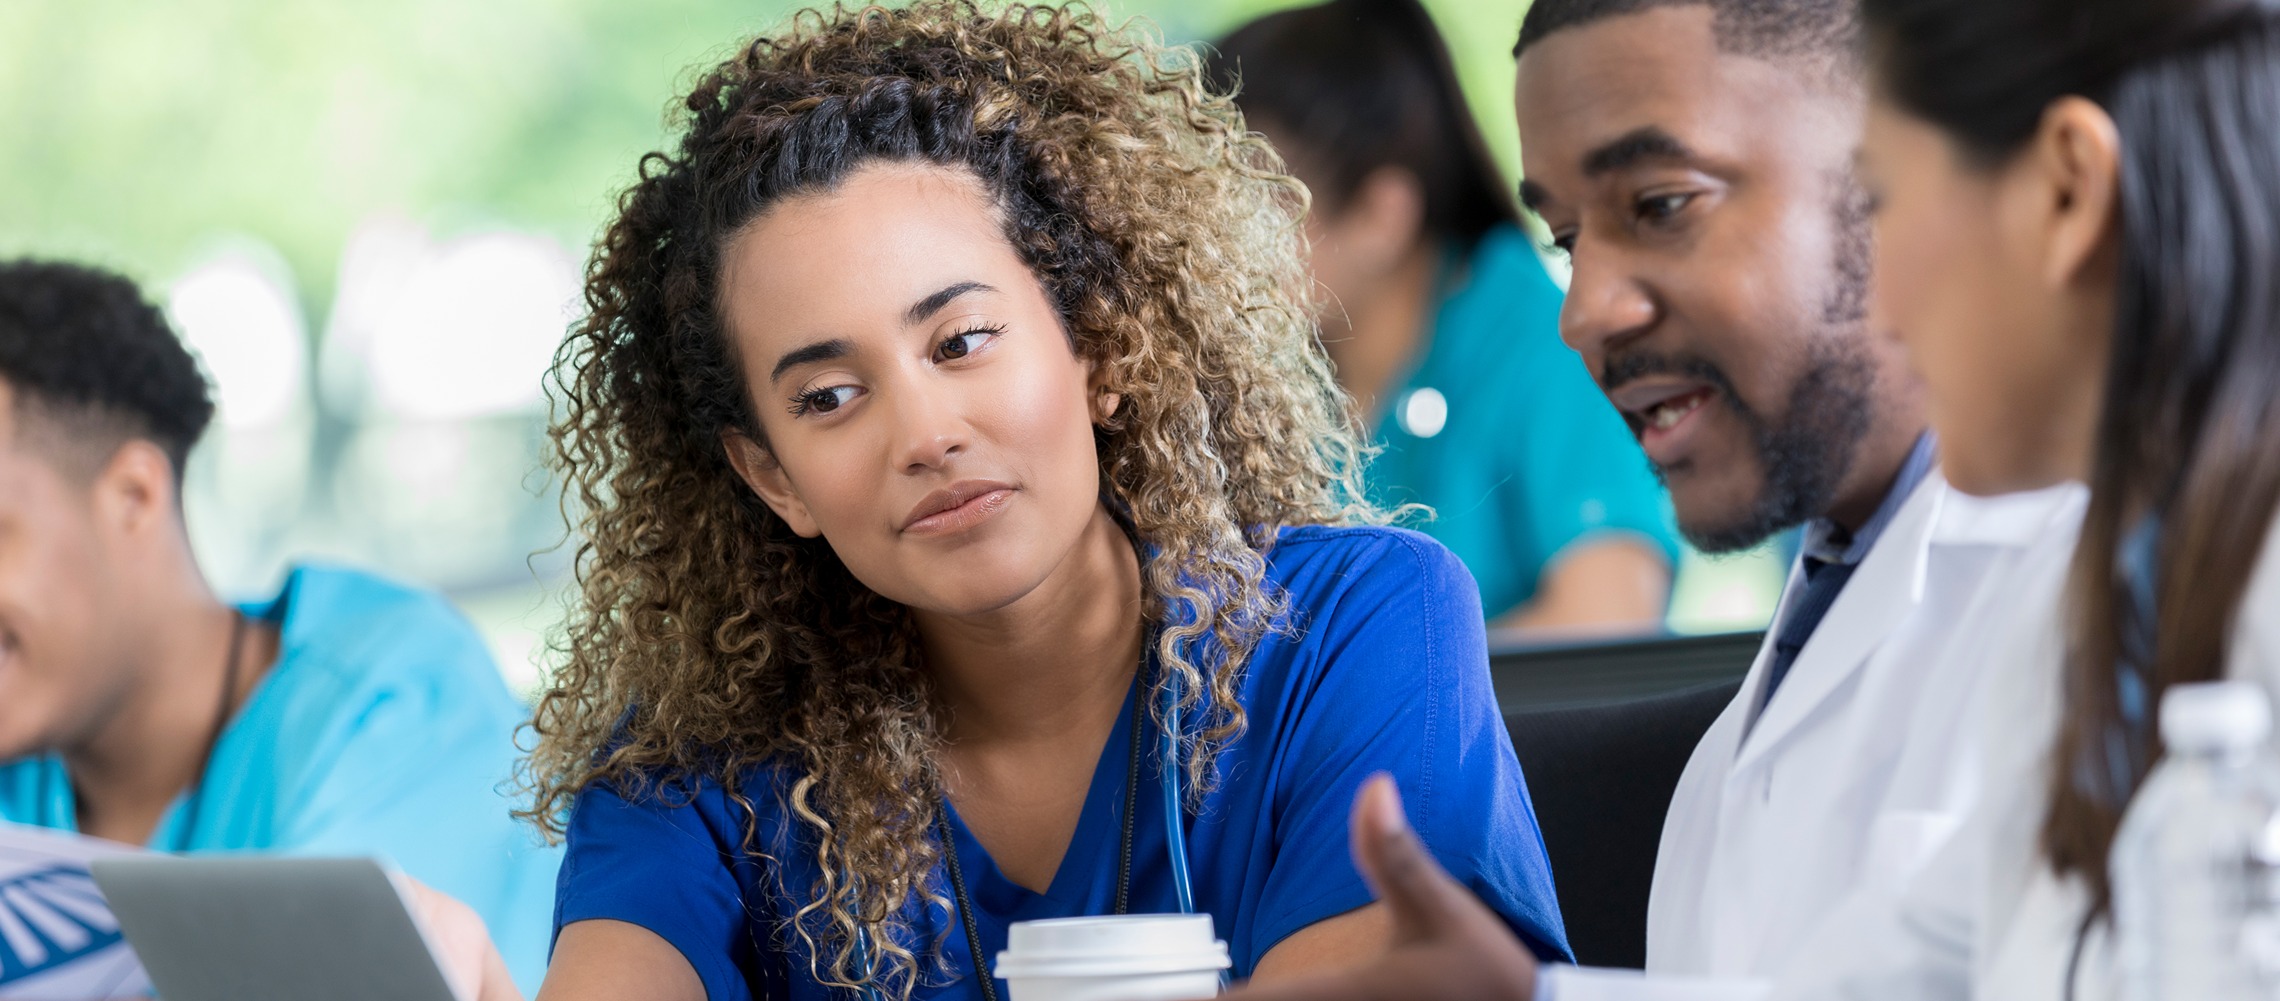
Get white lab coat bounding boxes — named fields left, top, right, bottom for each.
left=1772, top=502, right=2280, bottom=1001
left=1543, top=474, right=2088, bottom=1001
left=1545, top=496, right=2280, bottom=1001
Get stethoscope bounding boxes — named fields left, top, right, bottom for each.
left=854, top=661, right=1199, bottom=1001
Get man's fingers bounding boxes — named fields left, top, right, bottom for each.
left=1349, top=774, right=1480, bottom=938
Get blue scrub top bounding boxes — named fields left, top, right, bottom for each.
left=1370, top=224, right=1678, bottom=618
left=555, top=525, right=1569, bottom=1001
left=0, top=565, right=561, bottom=996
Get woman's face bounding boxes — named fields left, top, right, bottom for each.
left=1858, top=95, right=2114, bottom=496
left=718, top=162, right=1111, bottom=616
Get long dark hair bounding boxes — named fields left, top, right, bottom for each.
left=1206, top=0, right=1517, bottom=246
left=1864, top=0, right=2280, bottom=910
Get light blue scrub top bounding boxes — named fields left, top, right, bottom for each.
left=1370, top=224, right=1679, bottom=618
left=0, top=564, right=561, bottom=995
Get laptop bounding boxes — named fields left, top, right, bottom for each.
left=89, top=856, right=460, bottom=1001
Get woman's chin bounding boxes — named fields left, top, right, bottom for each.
left=1938, top=448, right=2074, bottom=499
left=887, top=563, right=1056, bottom=620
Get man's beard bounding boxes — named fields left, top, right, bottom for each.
left=1611, top=180, right=1880, bottom=555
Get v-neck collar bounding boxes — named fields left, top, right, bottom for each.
left=935, top=668, right=1145, bottom=914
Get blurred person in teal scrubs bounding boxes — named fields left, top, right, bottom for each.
left=1212, top=0, right=1678, bottom=632
left=0, top=260, right=559, bottom=994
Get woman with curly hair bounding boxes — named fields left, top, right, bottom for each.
left=474, top=3, right=1568, bottom=999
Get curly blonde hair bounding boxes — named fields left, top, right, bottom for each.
left=524, top=1, right=1379, bottom=993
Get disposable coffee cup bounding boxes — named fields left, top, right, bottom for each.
left=995, top=914, right=1232, bottom=1001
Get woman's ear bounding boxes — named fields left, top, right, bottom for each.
left=2020, top=96, right=2124, bottom=290
left=1086, top=361, right=1123, bottom=426
left=1331, top=166, right=1429, bottom=276
left=720, top=428, right=823, bottom=538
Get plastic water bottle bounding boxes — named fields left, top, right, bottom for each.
left=2112, top=680, right=2280, bottom=1001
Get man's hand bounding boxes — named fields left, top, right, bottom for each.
left=1226, top=774, right=1540, bottom=1001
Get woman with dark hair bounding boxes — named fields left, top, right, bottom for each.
left=1828, top=0, right=2280, bottom=993
left=402, top=3, right=1573, bottom=1000
left=1210, top=0, right=2280, bottom=998
left=1211, top=0, right=1677, bottom=632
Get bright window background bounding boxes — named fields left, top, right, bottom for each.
left=0, top=0, right=1781, bottom=695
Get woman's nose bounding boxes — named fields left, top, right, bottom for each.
left=887, top=384, right=968, bottom=473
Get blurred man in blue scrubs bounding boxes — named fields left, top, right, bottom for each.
left=0, top=260, right=558, bottom=993
left=1213, top=0, right=1679, bottom=633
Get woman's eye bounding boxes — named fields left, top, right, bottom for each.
left=789, top=385, right=858, bottom=416
left=935, top=325, right=1003, bottom=362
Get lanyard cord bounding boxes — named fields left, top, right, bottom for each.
left=930, top=665, right=1149, bottom=1001
left=45, top=610, right=245, bottom=847
left=933, top=802, right=1001, bottom=1001
left=1113, top=669, right=1144, bottom=916
left=176, top=610, right=247, bottom=850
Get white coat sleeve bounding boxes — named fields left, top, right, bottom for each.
left=1532, top=807, right=1982, bottom=1001
left=1759, top=801, right=1983, bottom=1001
left=1537, top=965, right=1769, bottom=1001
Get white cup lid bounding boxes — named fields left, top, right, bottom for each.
left=995, top=915, right=1232, bottom=979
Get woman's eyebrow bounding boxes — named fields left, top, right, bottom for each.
left=904, top=281, right=997, bottom=325
left=770, top=337, right=853, bottom=383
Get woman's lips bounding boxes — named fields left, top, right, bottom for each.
left=901, top=482, right=1017, bottom=536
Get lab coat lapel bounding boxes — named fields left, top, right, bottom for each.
left=1732, top=476, right=1946, bottom=773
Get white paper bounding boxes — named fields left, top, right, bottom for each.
left=0, top=823, right=152, bottom=1000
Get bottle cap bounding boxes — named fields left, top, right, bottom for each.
left=2160, top=680, right=2273, bottom=753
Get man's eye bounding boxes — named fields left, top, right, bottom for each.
left=1638, top=193, right=1696, bottom=223
left=935, top=325, right=1004, bottom=362
left=789, top=385, right=857, bottom=416
left=1547, top=232, right=1577, bottom=258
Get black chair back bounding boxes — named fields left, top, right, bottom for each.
left=1499, top=637, right=1754, bottom=969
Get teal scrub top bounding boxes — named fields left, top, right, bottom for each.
left=1369, top=224, right=1678, bottom=618
left=0, top=564, right=560, bottom=995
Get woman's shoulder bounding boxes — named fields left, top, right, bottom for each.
left=1263, top=524, right=1482, bottom=627
left=573, top=753, right=808, bottom=843
left=1269, top=523, right=1465, bottom=578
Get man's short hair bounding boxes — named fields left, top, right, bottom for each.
left=1515, top=0, right=1860, bottom=65
left=0, top=260, right=214, bottom=479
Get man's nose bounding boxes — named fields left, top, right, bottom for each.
left=1558, top=244, right=1659, bottom=374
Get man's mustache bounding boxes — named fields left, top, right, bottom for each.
left=1600, top=350, right=1742, bottom=407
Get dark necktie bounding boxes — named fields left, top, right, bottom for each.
left=1763, top=554, right=1858, bottom=701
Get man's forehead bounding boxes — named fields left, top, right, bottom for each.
left=1516, top=6, right=1832, bottom=190
left=1518, top=7, right=1721, bottom=137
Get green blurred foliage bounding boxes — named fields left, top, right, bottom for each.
left=0, top=0, right=1531, bottom=312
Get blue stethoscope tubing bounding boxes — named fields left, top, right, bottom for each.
left=858, top=667, right=1199, bottom=1000
left=1159, top=666, right=1199, bottom=916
